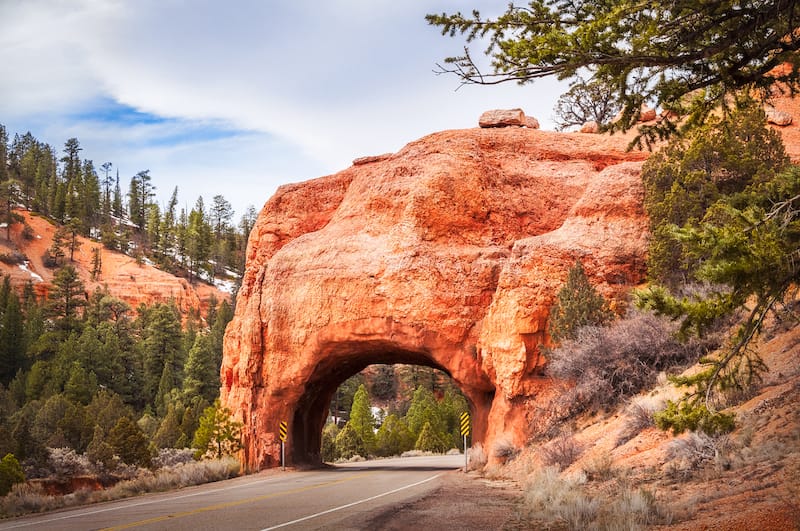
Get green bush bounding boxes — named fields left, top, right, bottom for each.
left=321, top=423, right=339, bottom=462
left=654, top=400, right=735, bottom=436
left=414, top=422, right=449, bottom=453
left=335, top=423, right=366, bottom=460
left=0, top=453, right=25, bottom=496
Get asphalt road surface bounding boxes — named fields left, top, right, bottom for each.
left=0, top=454, right=464, bottom=530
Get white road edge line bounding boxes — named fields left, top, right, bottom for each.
left=261, top=473, right=444, bottom=530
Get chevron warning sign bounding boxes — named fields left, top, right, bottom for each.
left=459, top=412, right=470, bottom=437
left=279, top=421, right=288, bottom=442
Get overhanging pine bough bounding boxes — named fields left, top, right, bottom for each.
left=427, top=1, right=800, bottom=145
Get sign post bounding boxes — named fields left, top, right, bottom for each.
left=279, top=421, right=288, bottom=470
left=459, top=412, right=470, bottom=472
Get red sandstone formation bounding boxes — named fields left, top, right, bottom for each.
left=0, top=211, right=226, bottom=316
left=221, top=126, right=650, bottom=470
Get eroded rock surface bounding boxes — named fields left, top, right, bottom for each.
left=221, top=127, right=650, bottom=470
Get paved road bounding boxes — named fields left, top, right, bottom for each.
left=0, top=454, right=463, bottom=530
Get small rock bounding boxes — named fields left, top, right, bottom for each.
left=580, top=121, right=599, bottom=133
left=524, top=116, right=540, bottom=129
left=766, top=108, right=792, bottom=126
left=639, top=106, right=657, bottom=122
left=479, top=109, right=526, bottom=128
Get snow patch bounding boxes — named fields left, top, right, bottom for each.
left=19, top=261, right=43, bottom=282
left=213, top=278, right=237, bottom=294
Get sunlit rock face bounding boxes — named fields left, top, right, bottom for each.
left=220, top=126, right=650, bottom=470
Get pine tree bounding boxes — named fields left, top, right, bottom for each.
left=0, top=292, right=25, bottom=385
left=112, top=169, right=123, bottom=218
left=0, top=124, right=8, bottom=183
left=0, top=453, right=25, bottom=496
left=405, top=386, right=445, bottom=440
left=348, top=384, right=376, bottom=454
left=47, top=265, right=86, bottom=334
left=375, top=414, right=413, bottom=457
left=108, top=416, right=152, bottom=467
left=128, top=170, right=154, bottom=229
left=186, top=197, right=211, bottom=283
left=141, top=303, right=183, bottom=408
left=333, top=422, right=366, bottom=460
left=414, top=421, right=448, bottom=453
left=153, top=402, right=185, bottom=448
left=90, top=246, right=102, bottom=281
left=547, top=260, right=610, bottom=343
left=100, top=162, right=113, bottom=221
left=428, top=2, right=800, bottom=145
left=182, top=334, right=219, bottom=402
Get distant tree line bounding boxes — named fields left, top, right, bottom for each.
left=0, top=124, right=259, bottom=292
left=324, top=367, right=470, bottom=461
left=0, top=270, right=234, bottom=477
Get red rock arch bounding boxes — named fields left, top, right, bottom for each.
left=221, top=127, right=649, bottom=470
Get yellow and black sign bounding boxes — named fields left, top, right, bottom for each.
left=279, top=421, right=288, bottom=442
left=459, top=412, right=470, bottom=437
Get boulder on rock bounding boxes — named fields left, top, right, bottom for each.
left=639, top=106, right=657, bottom=122
left=479, top=108, right=526, bottom=128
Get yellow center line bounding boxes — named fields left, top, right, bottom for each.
left=101, top=470, right=377, bottom=530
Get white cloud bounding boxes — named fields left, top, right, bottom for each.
left=0, top=0, right=566, bottom=215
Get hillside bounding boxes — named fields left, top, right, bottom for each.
left=487, top=309, right=800, bottom=530
left=0, top=210, right=228, bottom=317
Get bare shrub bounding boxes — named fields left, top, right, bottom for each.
left=98, top=457, right=240, bottom=502
left=548, top=310, right=712, bottom=413
left=540, top=432, right=584, bottom=470
left=45, top=448, right=93, bottom=479
left=467, top=442, right=487, bottom=471
left=493, top=436, right=519, bottom=462
left=583, top=454, right=616, bottom=482
left=616, top=396, right=663, bottom=446
left=597, top=487, right=673, bottom=529
left=664, top=432, right=735, bottom=480
left=153, top=448, right=195, bottom=469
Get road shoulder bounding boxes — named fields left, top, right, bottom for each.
left=353, top=471, right=524, bottom=530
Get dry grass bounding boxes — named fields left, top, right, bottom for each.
left=0, top=457, right=241, bottom=519
left=522, top=466, right=671, bottom=530
left=467, top=443, right=487, bottom=471
left=616, top=396, right=663, bottom=446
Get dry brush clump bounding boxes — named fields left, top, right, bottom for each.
left=0, top=457, right=241, bottom=518
left=467, top=442, right=487, bottom=471
left=547, top=310, right=714, bottom=415
left=663, top=431, right=735, bottom=481
left=492, top=435, right=519, bottom=462
left=539, top=431, right=584, bottom=470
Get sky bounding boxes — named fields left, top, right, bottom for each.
left=0, top=0, right=566, bottom=218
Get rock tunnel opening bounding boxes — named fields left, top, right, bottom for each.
left=289, top=344, right=494, bottom=466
